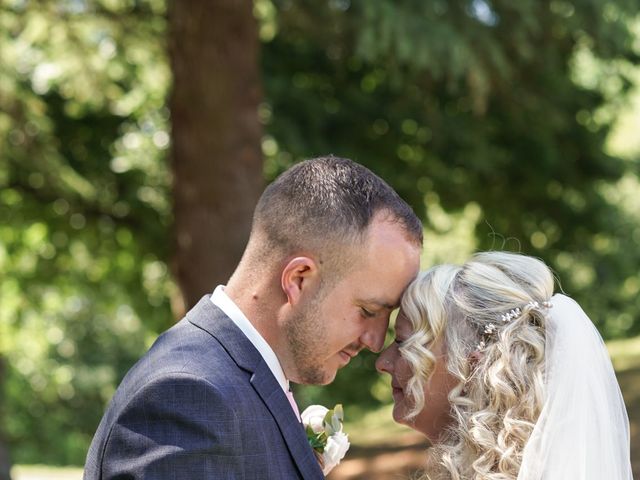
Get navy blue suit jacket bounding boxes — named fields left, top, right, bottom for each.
left=84, top=296, right=324, bottom=479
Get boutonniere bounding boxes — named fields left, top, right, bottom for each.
left=301, top=404, right=350, bottom=476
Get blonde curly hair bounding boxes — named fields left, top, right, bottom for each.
left=399, top=252, right=554, bottom=480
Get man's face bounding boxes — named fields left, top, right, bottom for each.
left=285, top=217, right=421, bottom=385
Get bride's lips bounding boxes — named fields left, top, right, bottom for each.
left=391, top=382, right=404, bottom=400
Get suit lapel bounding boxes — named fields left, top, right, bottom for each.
left=187, top=296, right=324, bottom=479
left=187, top=295, right=262, bottom=371
left=250, top=363, right=325, bottom=480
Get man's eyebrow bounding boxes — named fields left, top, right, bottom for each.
left=360, top=299, right=398, bottom=310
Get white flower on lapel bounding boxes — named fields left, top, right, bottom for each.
left=321, top=431, right=350, bottom=474
left=301, top=404, right=350, bottom=475
left=302, top=404, right=329, bottom=433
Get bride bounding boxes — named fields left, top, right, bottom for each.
left=376, top=251, right=633, bottom=479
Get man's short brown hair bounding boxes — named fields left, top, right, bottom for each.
left=252, top=156, right=422, bottom=276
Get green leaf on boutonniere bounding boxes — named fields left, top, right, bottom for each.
left=305, top=425, right=328, bottom=453
left=323, top=404, right=344, bottom=435
left=331, top=404, right=343, bottom=432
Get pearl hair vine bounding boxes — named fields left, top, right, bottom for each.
left=476, top=300, right=553, bottom=351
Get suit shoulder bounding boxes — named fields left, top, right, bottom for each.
left=129, top=318, right=243, bottom=384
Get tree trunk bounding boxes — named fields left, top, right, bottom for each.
left=168, top=0, right=264, bottom=315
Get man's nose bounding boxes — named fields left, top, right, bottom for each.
left=360, top=318, right=389, bottom=353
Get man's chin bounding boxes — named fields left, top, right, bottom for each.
left=295, top=367, right=336, bottom=386
left=317, top=371, right=337, bottom=386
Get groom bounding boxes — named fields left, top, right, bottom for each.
left=84, top=156, right=422, bottom=479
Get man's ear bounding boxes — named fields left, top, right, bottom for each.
left=281, top=256, right=318, bottom=305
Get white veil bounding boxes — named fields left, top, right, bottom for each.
left=518, top=294, right=633, bottom=479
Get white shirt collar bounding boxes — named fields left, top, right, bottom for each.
left=210, top=285, right=289, bottom=393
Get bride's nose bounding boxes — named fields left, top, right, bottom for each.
left=375, top=348, right=393, bottom=374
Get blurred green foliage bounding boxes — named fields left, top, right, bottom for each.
left=0, top=0, right=172, bottom=464
left=1, top=0, right=640, bottom=466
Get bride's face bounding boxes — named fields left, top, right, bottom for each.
left=375, top=310, right=457, bottom=443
